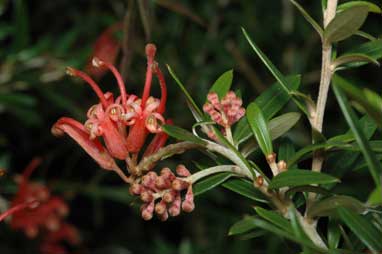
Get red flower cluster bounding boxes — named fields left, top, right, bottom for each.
left=129, top=164, right=195, bottom=221
left=52, top=44, right=168, bottom=180
left=0, top=159, right=79, bottom=254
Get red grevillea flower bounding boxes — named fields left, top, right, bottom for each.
left=0, top=159, right=80, bottom=253
left=52, top=43, right=168, bottom=178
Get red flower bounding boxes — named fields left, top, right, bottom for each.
left=52, top=43, right=168, bottom=179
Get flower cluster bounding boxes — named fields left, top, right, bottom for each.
left=0, top=159, right=79, bottom=254
left=203, top=91, right=245, bottom=140
left=129, top=164, right=195, bottom=221
left=52, top=44, right=168, bottom=179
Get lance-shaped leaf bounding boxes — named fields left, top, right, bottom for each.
left=324, top=6, right=369, bottom=43
left=209, top=70, right=233, bottom=99
left=233, top=75, right=301, bottom=144
left=308, top=195, right=366, bottom=218
left=222, top=178, right=268, bottom=203
left=290, top=0, right=323, bottom=37
left=242, top=28, right=307, bottom=115
left=337, top=1, right=382, bottom=14
left=193, top=172, right=232, bottom=196
left=337, top=207, right=382, bottom=251
left=255, top=207, right=292, bottom=233
left=333, top=53, right=380, bottom=70
left=332, top=78, right=382, bottom=187
left=246, top=102, right=273, bottom=156
left=229, top=216, right=258, bottom=236
left=345, top=39, right=382, bottom=68
left=162, top=124, right=207, bottom=146
left=268, top=170, right=339, bottom=189
left=166, top=65, right=204, bottom=122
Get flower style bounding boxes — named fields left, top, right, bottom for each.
left=0, top=159, right=80, bottom=254
left=52, top=43, right=168, bottom=180
left=129, top=164, right=195, bottom=221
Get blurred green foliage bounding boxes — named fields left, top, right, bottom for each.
left=0, top=0, right=381, bottom=253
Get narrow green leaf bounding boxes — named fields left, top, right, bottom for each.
left=246, top=102, right=273, bottom=156
left=222, top=178, right=268, bottom=203
left=332, top=78, right=382, bottom=187
left=268, top=112, right=301, bottom=140
left=290, top=0, right=323, bottom=37
left=367, top=186, right=382, bottom=206
left=269, top=170, right=340, bottom=189
left=278, top=139, right=296, bottom=163
left=162, top=124, right=206, bottom=146
left=166, top=65, right=204, bottom=121
left=324, top=6, right=369, bottom=43
left=255, top=207, right=292, bottom=233
left=337, top=207, right=382, bottom=251
left=193, top=172, right=232, bottom=196
left=242, top=28, right=307, bottom=115
left=229, top=216, right=258, bottom=236
left=328, top=219, right=341, bottom=249
left=285, top=185, right=331, bottom=198
left=346, top=39, right=382, bottom=68
left=337, top=1, right=382, bottom=14
left=354, top=30, right=377, bottom=41
left=233, top=75, right=301, bottom=144
left=333, top=53, right=380, bottom=70
left=308, top=195, right=366, bottom=218
left=209, top=70, right=233, bottom=99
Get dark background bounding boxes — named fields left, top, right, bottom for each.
left=0, top=0, right=381, bottom=253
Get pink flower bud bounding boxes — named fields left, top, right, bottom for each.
left=141, top=201, right=155, bottom=221
left=155, top=176, right=171, bottom=189
left=162, top=190, right=176, bottom=203
left=129, top=183, right=143, bottom=195
left=158, top=210, right=169, bottom=221
left=176, top=164, right=190, bottom=177
left=168, top=194, right=181, bottom=217
left=181, top=186, right=195, bottom=213
left=142, top=171, right=158, bottom=189
left=140, top=190, right=154, bottom=203
left=160, top=167, right=176, bottom=181
left=155, top=200, right=167, bottom=215
left=203, top=103, right=213, bottom=113
left=172, top=179, right=189, bottom=191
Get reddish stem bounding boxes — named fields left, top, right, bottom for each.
left=141, top=44, right=156, bottom=108
left=0, top=200, right=39, bottom=223
left=66, top=67, right=108, bottom=108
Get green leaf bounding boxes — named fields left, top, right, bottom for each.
left=13, top=0, right=29, bottom=51
left=268, top=170, right=340, bottom=189
left=242, top=28, right=307, bottom=114
left=324, top=6, right=369, bottom=43
left=337, top=207, right=382, bottom=251
left=166, top=65, right=204, bottom=122
left=337, top=1, right=382, bottom=14
left=278, top=139, right=296, bottom=163
left=233, top=75, right=301, bottom=144
left=332, top=78, right=382, bottom=187
left=222, top=178, right=268, bottom=203
left=162, top=124, right=206, bottom=146
left=328, top=219, right=341, bottom=249
left=193, top=172, right=232, bottom=196
left=229, top=216, right=258, bottom=236
left=333, top=53, right=380, bottom=70
left=209, top=70, right=233, bottom=99
left=285, top=185, right=331, bottom=198
left=367, top=186, right=382, bottom=206
left=246, top=102, right=273, bottom=156
left=268, top=112, right=301, bottom=140
left=345, top=39, right=382, bottom=68
left=308, top=195, right=366, bottom=218
left=255, top=207, right=292, bottom=233
left=290, top=0, right=323, bottom=37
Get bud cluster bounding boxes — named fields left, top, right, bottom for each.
left=203, top=91, right=245, bottom=128
left=129, top=165, right=195, bottom=221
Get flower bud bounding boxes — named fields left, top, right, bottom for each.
left=140, top=190, right=154, bottom=203
left=172, top=179, right=189, bottom=191
left=155, top=200, right=167, bottom=215
left=158, top=210, right=169, bottom=221
left=160, top=167, right=176, bottom=181
left=176, top=164, right=190, bottom=177
left=162, top=190, right=176, bottom=203
left=141, top=201, right=155, bottom=221
left=168, top=194, right=181, bottom=217
left=129, top=183, right=143, bottom=195
left=277, top=160, right=287, bottom=172
left=181, top=186, right=195, bottom=213
left=155, top=176, right=171, bottom=189
left=142, top=171, right=158, bottom=189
